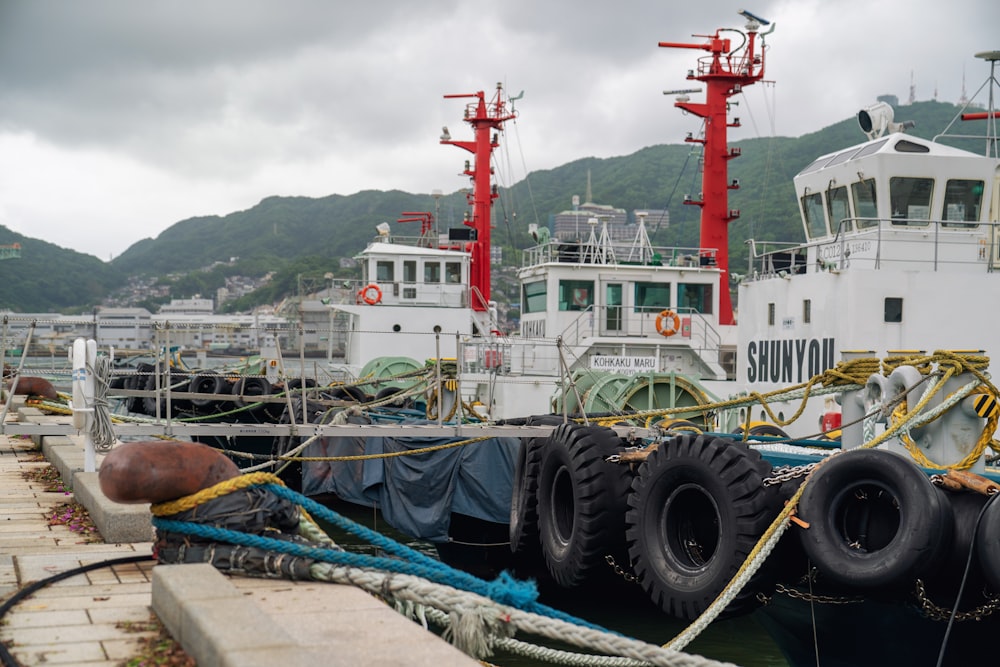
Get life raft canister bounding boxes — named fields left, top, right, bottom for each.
left=359, top=283, right=382, bottom=305
left=655, top=309, right=680, bottom=337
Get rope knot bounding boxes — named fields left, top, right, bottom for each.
left=485, top=570, right=538, bottom=608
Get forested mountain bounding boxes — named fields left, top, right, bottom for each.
left=0, top=100, right=980, bottom=313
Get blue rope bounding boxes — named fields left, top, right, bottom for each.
left=153, top=483, right=617, bottom=634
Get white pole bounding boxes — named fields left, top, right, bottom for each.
left=71, top=338, right=97, bottom=472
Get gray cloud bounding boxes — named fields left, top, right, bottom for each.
left=0, top=0, right=997, bottom=258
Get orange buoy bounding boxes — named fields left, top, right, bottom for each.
left=98, top=441, right=240, bottom=504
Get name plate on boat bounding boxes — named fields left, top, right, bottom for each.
left=590, top=355, right=657, bottom=375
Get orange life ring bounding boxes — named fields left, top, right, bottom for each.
left=655, top=309, right=680, bottom=337
left=360, top=283, right=382, bottom=305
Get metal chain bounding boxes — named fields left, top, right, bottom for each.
left=761, top=583, right=864, bottom=606
left=913, top=579, right=1000, bottom=622
left=762, top=462, right=820, bottom=487
left=605, top=555, right=639, bottom=583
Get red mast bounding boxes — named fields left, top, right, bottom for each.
left=440, top=83, right=516, bottom=312
left=659, top=12, right=770, bottom=325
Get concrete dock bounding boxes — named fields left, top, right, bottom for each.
left=0, top=399, right=479, bottom=666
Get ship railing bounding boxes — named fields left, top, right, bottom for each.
left=520, top=240, right=718, bottom=269
left=557, top=304, right=722, bottom=352
left=745, top=217, right=1000, bottom=279
left=460, top=306, right=727, bottom=378
left=334, top=277, right=468, bottom=308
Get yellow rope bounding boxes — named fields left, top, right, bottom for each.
left=151, top=472, right=284, bottom=516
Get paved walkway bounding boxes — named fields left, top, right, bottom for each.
left=0, top=432, right=156, bottom=666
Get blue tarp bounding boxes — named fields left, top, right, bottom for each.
left=301, top=418, right=519, bottom=543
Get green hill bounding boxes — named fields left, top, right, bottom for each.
left=0, top=100, right=983, bottom=313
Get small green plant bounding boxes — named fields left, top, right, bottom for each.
left=119, top=616, right=195, bottom=667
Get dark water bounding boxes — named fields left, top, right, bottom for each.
left=316, top=501, right=789, bottom=667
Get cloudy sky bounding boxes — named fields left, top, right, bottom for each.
left=1, top=0, right=997, bottom=261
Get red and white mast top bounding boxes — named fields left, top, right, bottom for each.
left=440, top=84, right=516, bottom=312
left=659, top=11, right=771, bottom=325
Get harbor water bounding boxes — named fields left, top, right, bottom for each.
left=320, top=501, right=790, bottom=667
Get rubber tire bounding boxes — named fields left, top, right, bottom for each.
left=536, top=422, right=633, bottom=588
left=625, top=433, right=782, bottom=621
left=797, top=448, right=953, bottom=590
left=974, top=494, right=1000, bottom=594
left=231, top=376, right=273, bottom=409
left=510, top=415, right=565, bottom=559
left=189, top=372, right=226, bottom=409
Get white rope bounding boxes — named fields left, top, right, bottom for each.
left=665, top=518, right=791, bottom=652
left=89, top=355, right=117, bottom=451
left=307, top=563, right=739, bottom=667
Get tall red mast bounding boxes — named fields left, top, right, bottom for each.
left=441, top=83, right=516, bottom=312
left=659, top=12, right=770, bottom=325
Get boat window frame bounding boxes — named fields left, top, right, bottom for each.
left=851, top=178, right=879, bottom=229
left=559, top=279, right=594, bottom=312
left=889, top=176, right=934, bottom=226
left=826, top=185, right=852, bottom=234
left=522, top=280, right=547, bottom=314
left=633, top=281, right=671, bottom=313
left=402, top=260, right=417, bottom=283
left=424, top=261, right=441, bottom=284
left=376, top=260, right=395, bottom=282
left=800, top=191, right=828, bottom=239
left=677, top=282, right=713, bottom=315
left=941, top=179, right=984, bottom=228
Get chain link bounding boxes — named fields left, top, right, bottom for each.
left=605, top=554, right=639, bottom=583
left=762, top=583, right=864, bottom=606
left=762, top=462, right=819, bottom=487
left=914, top=579, right=1000, bottom=622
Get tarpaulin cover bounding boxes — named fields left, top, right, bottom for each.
left=301, top=418, right=518, bottom=543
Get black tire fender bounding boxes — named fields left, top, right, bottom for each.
left=536, top=422, right=633, bottom=588
left=797, top=448, right=953, bottom=590
left=625, top=433, right=782, bottom=620
left=510, top=415, right=565, bottom=559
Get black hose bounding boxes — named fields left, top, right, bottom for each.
left=0, top=554, right=153, bottom=667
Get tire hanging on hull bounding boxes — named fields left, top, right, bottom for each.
left=509, top=415, right=566, bottom=577
left=797, top=448, right=953, bottom=590
left=625, top=433, right=783, bottom=620
left=535, top=422, right=633, bottom=588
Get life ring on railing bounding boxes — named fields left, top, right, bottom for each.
left=655, top=309, right=680, bottom=337
left=797, top=448, right=952, bottom=590
left=536, top=422, right=633, bottom=587
left=625, top=434, right=782, bottom=620
left=359, top=283, right=382, bottom=305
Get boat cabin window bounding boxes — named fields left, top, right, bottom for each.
left=678, top=282, right=713, bottom=314
left=893, top=140, right=930, bottom=154
left=559, top=280, right=593, bottom=311
left=424, top=262, right=441, bottom=283
left=851, top=179, right=879, bottom=229
left=942, top=179, right=984, bottom=228
left=885, top=297, right=903, bottom=323
left=826, top=186, right=852, bottom=234
left=889, top=177, right=933, bottom=225
left=403, top=260, right=417, bottom=283
left=376, top=261, right=394, bottom=282
left=445, top=261, right=462, bottom=283
left=634, top=282, right=671, bottom=313
left=803, top=299, right=811, bottom=324
left=801, top=192, right=828, bottom=239
left=522, top=280, right=546, bottom=314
